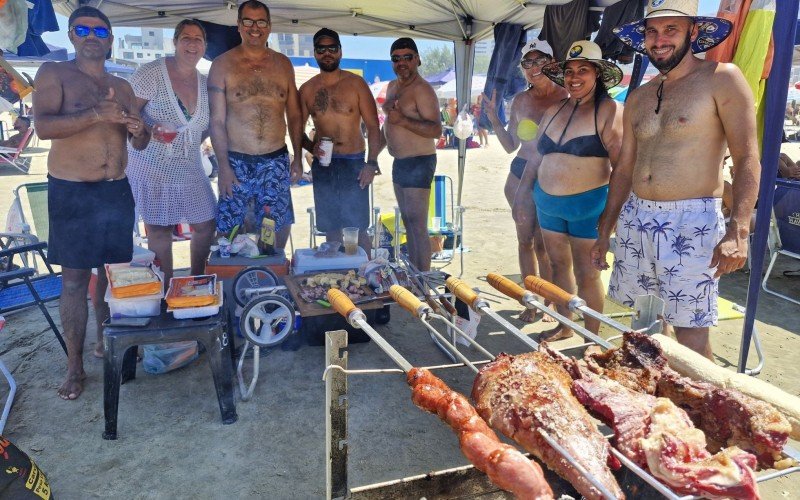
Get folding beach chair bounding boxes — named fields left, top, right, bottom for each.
left=9, top=182, right=49, bottom=274
left=0, top=128, right=35, bottom=174
left=0, top=241, right=66, bottom=355
left=393, top=174, right=466, bottom=276
left=307, top=184, right=380, bottom=250
left=762, top=179, right=800, bottom=305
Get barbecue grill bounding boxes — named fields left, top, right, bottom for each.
left=322, top=277, right=800, bottom=499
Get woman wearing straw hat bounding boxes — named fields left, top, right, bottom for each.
left=482, top=39, right=567, bottom=323
left=591, top=0, right=759, bottom=359
left=513, top=40, right=624, bottom=341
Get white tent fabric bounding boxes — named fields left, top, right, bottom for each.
left=57, top=0, right=619, bottom=204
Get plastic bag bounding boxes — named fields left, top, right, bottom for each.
left=232, top=234, right=259, bottom=257
left=142, top=341, right=199, bottom=374
left=453, top=105, right=474, bottom=140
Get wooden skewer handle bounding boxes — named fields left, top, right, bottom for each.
left=523, top=276, right=575, bottom=307
left=486, top=273, right=526, bottom=302
left=445, top=277, right=479, bottom=308
left=389, top=284, right=425, bottom=315
left=327, top=288, right=359, bottom=319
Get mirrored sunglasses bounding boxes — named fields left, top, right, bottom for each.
left=314, top=45, right=340, bottom=55
left=520, top=57, right=549, bottom=69
left=391, top=54, right=415, bottom=63
left=71, top=25, right=110, bottom=39
left=240, top=18, right=269, bottom=28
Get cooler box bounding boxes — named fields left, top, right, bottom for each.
left=292, top=247, right=369, bottom=275
left=205, top=249, right=290, bottom=281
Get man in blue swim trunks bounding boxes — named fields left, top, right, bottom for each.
left=382, top=38, right=443, bottom=271
left=299, top=28, right=381, bottom=254
left=33, top=6, right=148, bottom=400
left=592, top=0, right=760, bottom=359
left=208, top=0, right=304, bottom=248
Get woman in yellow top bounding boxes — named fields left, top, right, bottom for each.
left=482, top=40, right=567, bottom=322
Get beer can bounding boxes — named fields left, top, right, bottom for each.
left=319, top=137, right=333, bottom=167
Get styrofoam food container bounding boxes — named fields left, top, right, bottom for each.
left=168, top=282, right=224, bottom=320
left=104, top=287, right=163, bottom=318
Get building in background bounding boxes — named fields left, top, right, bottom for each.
left=275, top=33, right=314, bottom=57
left=115, top=28, right=174, bottom=65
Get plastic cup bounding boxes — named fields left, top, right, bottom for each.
left=342, top=227, right=359, bottom=255
left=431, top=216, right=442, bottom=230
left=218, top=237, right=232, bottom=258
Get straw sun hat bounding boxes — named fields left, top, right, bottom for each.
left=612, top=0, right=732, bottom=54
left=541, top=40, right=623, bottom=90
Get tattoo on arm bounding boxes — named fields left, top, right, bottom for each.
left=209, top=85, right=225, bottom=94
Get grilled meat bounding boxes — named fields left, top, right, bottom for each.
left=583, top=332, right=790, bottom=466
left=407, top=368, right=554, bottom=500
left=573, top=372, right=760, bottom=500
left=472, top=352, right=624, bottom=500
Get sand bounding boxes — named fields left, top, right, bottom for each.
left=1, top=138, right=798, bottom=499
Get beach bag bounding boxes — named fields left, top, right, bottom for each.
left=142, top=341, right=199, bottom=374
left=0, top=436, right=53, bottom=499
left=453, top=105, right=474, bottom=140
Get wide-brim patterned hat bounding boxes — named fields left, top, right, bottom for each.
left=613, top=0, right=732, bottom=54
left=541, top=40, right=623, bottom=90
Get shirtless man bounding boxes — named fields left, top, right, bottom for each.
left=32, top=6, right=147, bottom=399
left=208, top=0, right=303, bottom=249
left=483, top=40, right=567, bottom=322
left=591, top=0, right=760, bottom=359
left=0, top=116, right=31, bottom=149
left=299, top=29, right=380, bottom=254
left=382, top=38, right=442, bottom=271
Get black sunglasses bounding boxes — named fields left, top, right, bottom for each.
left=71, top=25, right=110, bottom=39
left=391, top=54, right=415, bottom=63
left=240, top=18, right=269, bottom=28
left=314, top=45, right=340, bottom=55
left=520, top=57, right=549, bottom=69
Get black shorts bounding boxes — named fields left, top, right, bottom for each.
left=510, top=156, right=527, bottom=179
left=47, top=175, right=135, bottom=269
left=392, top=154, right=437, bottom=189
left=311, top=153, right=370, bottom=231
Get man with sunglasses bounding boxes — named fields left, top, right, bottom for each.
left=32, top=6, right=147, bottom=400
left=382, top=37, right=442, bottom=272
left=208, top=0, right=303, bottom=251
left=299, top=29, right=381, bottom=255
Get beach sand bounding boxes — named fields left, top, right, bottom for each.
left=1, top=139, right=798, bottom=498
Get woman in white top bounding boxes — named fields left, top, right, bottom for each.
left=127, top=19, right=215, bottom=284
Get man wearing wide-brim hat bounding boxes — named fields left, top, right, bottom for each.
left=590, top=0, right=761, bottom=360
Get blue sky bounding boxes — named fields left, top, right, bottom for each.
left=41, top=0, right=724, bottom=58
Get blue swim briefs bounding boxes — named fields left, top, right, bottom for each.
left=533, top=182, right=608, bottom=239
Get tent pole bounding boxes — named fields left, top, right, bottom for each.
left=738, top=0, right=799, bottom=373
left=453, top=28, right=476, bottom=207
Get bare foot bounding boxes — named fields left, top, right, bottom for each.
left=537, top=325, right=574, bottom=342
left=541, top=300, right=557, bottom=322
left=58, top=371, right=86, bottom=400
left=519, top=308, right=539, bottom=323
left=93, top=344, right=104, bottom=358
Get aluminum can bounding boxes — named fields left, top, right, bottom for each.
left=319, top=137, right=334, bottom=167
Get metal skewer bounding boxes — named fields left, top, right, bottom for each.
left=486, top=273, right=614, bottom=350
left=327, top=289, right=413, bottom=373
left=524, top=275, right=636, bottom=336
left=445, top=276, right=540, bottom=352
left=388, top=285, right=491, bottom=373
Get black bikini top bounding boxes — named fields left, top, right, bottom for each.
left=537, top=98, right=609, bottom=158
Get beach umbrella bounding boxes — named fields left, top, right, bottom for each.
left=0, top=97, right=15, bottom=114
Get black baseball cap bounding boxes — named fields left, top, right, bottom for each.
left=313, top=28, right=340, bottom=47
left=390, top=37, right=418, bottom=54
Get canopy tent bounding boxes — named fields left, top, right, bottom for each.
left=54, top=0, right=622, bottom=206
left=436, top=74, right=486, bottom=100
left=425, top=68, right=456, bottom=86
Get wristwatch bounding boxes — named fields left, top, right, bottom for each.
left=367, top=159, right=381, bottom=175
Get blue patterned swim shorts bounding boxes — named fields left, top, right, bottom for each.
left=609, top=193, right=725, bottom=328
left=216, top=147, right=295, bottom=234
